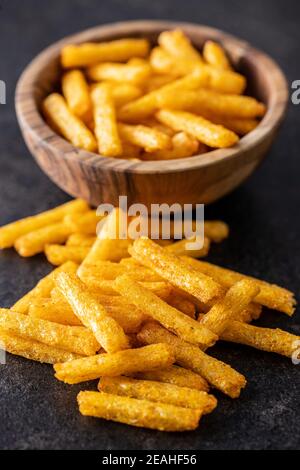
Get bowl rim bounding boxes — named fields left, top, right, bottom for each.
left=15, top=19, right=289, bottom=175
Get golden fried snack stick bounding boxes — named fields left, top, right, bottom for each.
left=87, top=60, right=151, bottom=85
left=158, top=89, right=266, bottom=119
left=203, top=40, right=233, bottom=70
left=0, top=199, right=88, bottom=249
left=115, top=274, right=217, bottom=348
left=62, top=70, right=92, bottom=121
left=158, top=29, right=203, bottom=64
left=200, top=280, right=260, bottom=338
left=77, top=391, right=201, bottom=432
left=166, top=295, right=196, bottom=319
left=61, top=39, right=150, bottom=68
left=156, top=109, right=239, bottom=148
left=43, top=93, right=97, bottom=152
left=221, top=321, right=300, bottom=358
left=45, top=245, right=90, bottom=266
left=182, top=258, right=296, bottom=316
left=0, top=308, right=99, bottom=356
left=202, top=221, right=229, bottom=242
left=118, top=69, right=207, bottom=122
left=54, top=343, right=175, bottom=384
left=56, top=272, right=129, bottom=353
left=78, top=208, right=132, bottom=269
left=78, top=259, right=161, bottom=282
left=130, top=237, right=224, bottom=304
left=166, top=236, right=210, bottom=258
left=91, top=83, right=122, bottom=156
left=118, top=123, right=172, bottom=152
left=13, top=261, right=78, bottom=314
left=142, top=131, right=201, bottom=161
left=64, top=210, right=103, bottom=235
left=138, top=322, right=246, bottom=398
left=99, top=376, right=217, bottom=413
left=15, top=223, right=71, bottom=257
left=0, top=328, right=82, bottom=364
left=66, top=233, right=96, bottom=247
left=132, top=364, right=209, bottom=391
left=29, top=297, right=144, bottom=334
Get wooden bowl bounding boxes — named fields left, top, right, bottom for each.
left=15, top=20, right=288, bottom=208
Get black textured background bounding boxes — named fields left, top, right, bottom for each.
left=0, top=0, right=299, bottom=450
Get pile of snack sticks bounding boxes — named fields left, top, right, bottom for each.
left=0, top=199, right=297, bottom=432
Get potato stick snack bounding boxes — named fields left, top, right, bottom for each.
left=0, top=308, right=99, bottom=356
left=62, top=70, right=92, bottom=121
left=54, top=343, right=175, bottom=384
left=166, top=236, right=210, bottom=258
left=142, top=131, right=201, bottom=160
left=130, top=237, right=224, bottom=303
left=221, top=321, right=300, bottom=358
left=158, top=30, right=203, bottom=64
left=43, top=93, right=97, bottom=152
left=13, top=261, right=78, bottom=314
left=15, top=223, right=71, bottom=257
left=203, top=40, right=233, bottom=70
left=56, top=272, right=129, bottom=353
left=138, top=322, right=246, bottom=398
left=45, top=245, right=90, bottom=265
left=80, top=277, right=172, bottom=299
left=87, top=60, right=151, bottom=85
left=66, top=233, right=96, bottom=247
left=0, top=199, right=88, bottom=249
left=158, top=89, right=266, bottom=118
left=200, top=280, right=260, bottom=337
left=156, top=110, right=239, bottom=148
left=115, top=274, right=217, bottom=348
left=182, top=258, right=296, bottom=315
left=99, top=376, right=217, bottom=413
left=61, top=39, right=150, bottom=68
left=77, top=391, right=201, bottom=432
left=0, top=328, right=82, bottom=364
left=91, top=83, right=122, bottom=156
left=166, top=295, right=196, bottom=318
left=78, top=260, right=162, bottom=282
left=132, top=364, right=209, bottom=391
left=64, top=210, right=103, bottom=235
left=118, top=123, right=172, bottom=152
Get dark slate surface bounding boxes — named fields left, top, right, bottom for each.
left=0, top=0, right=299, bottom=450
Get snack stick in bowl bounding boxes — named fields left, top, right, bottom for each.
left=54, top=343, right=175, bottom=384
left=132, top=364, right=209, bottom=391
left=99, top=376, right=217, bottom=413
left=158, top=29, right=203, bottom=64
left=15, top=223, right=71, bottom=257
left=61, top=38, right=150, bottom=68
left=199, top=280, right=260, bottom=338
left=0, top=199, right=88, bottom=249
left=77, top=391, right=201, bottom=432
left=145, top=73, right=177, bottom=92
left=158, top=89, right=266, bottom=119
left=12, top=261, right=78, bottom=314
left=118, top=69, right=208, bottom=122
left=150, top=46, right=195, bottom=76
left=203, top=40, right=233, bottom=70
left=43, top=93, right=97, bottom=152
left=141, top=131, right=201, bottom=160
left=156, top=110, right=239, bottom=148
left=138, top=322, right=246, bottom=398
left=45, top=245, right=90, bottom=266
left=0, top=309, right=99, bottom=356
left=115, top=274, right=217, bottom=348
left=91, top=83, right=122, bottom=157
left=87, top=59, right=151, bottom=85
left=182, top=258, right=296, bottom=316
left=66, top=233, right=96, bottom=247
left=129, top=237, right=224, bottom=304
left=62, top=70, right=92, bottom=121
left=56, top=272, right=129, bottom=353
left=221, top=321, right=300, bottom=358
left=118, top=123, right=172, bottom=152
left=0, top=328, right=82, bottom=364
